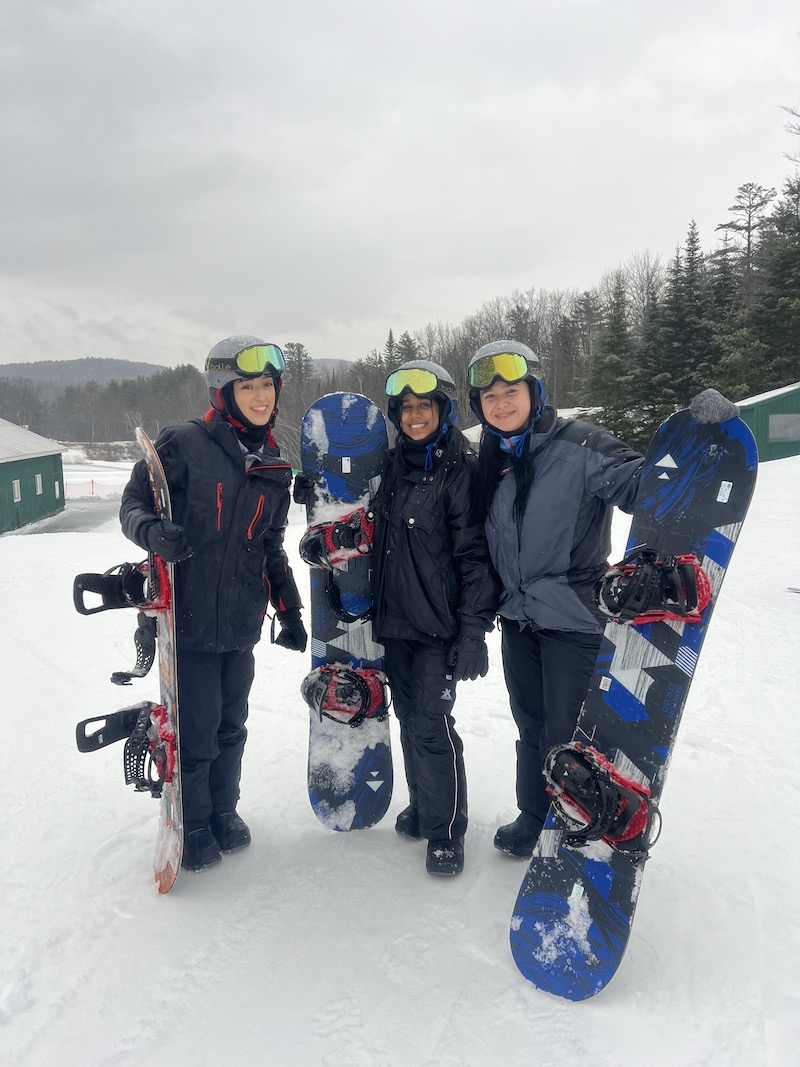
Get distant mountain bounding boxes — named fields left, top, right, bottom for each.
left=312, top=357, right=351, bottom=376
left=0, top=358, right=164, bottom=391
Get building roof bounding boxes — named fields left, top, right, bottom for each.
left=0, top=417, right=66, bottom=463
left=738, top=382, right=800, bottom=407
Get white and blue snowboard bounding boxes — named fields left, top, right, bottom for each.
left=509, top=389, right=758, bottom=999
left=298, top=393, right=392, bottom=831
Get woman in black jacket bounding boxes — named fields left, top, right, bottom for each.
left=373, top=360, right=498, bottom=877
left=120, top=336, right=307, bottom=873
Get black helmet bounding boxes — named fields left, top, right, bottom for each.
left=205, top=336, right=285, bottom=415
left=384, top=359, right=458, bottom=430
left=467, top=340, right=547, bottom=424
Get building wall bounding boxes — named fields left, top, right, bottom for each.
left=0, top=453, right=65, bottom=533
left=738, top=387, right=800, bottom=462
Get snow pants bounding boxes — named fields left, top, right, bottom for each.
left=176, top=646, right=255, bottom=832
left=383, top=638, right=467, bottom=841
left=500, top=621, right=602, bottom=830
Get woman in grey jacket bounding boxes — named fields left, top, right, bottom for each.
left=468, top=340, right=643, bottom=859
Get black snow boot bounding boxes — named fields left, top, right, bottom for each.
left=209, top=811, right=251, bottom=853
left=426, top=836, right=464, bottom=877
left=395, top=805, right=422, bottom=840
left=182, top=826, right=222, bottom=872
left=493, top=812, right=542, bottom=859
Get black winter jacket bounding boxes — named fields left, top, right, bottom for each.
left=372, top=446, right=498, bottom=646
left=120, top=413, right=301, bottom=654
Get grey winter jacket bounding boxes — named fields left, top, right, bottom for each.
left=486, top=408, right=643, bottom=634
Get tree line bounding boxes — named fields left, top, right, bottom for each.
left=2, top=164, right=798, bottom=463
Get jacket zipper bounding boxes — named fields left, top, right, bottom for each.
left=247, top=494, right=265, bottom=540
left=216, top=482, right=223, bottom=532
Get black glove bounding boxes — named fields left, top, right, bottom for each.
left=274, top=610, right=308, bottom=652
left=447, top=635, right=489, bottom=682
left=145, top=520, right=193, bottom=562
left=293, top=473, right=316, bottom=507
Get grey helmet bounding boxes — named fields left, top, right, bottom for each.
left=205, top=335, right=285, bottom=415
left=384, top=359, right=458, bottom=430
left=467, top=340, right=547, bottom=424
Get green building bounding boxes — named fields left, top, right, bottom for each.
left=737, top=383, right=800, bottom=463
left=0, top=417, right=66, bottom=533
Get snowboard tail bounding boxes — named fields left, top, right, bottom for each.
left=510, top=392, right=758, bottom=999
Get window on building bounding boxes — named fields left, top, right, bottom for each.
left=768, top=413, right=800, bottom=443
left=55, top=481, right=61, bottom=499
left=35, top=473, right=43, bottom=495
left=12, top=479, right=21, bottom=503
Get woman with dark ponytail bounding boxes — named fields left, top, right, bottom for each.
left=468, top=340, right=643, bottom=860
left=372, top=360, right=498, bottom=877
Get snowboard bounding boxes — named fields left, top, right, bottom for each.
left=73, top=428, right=183, bottom=892
left=298, top=392, right=392, bottom=830
left=509, top=389, right=758, bottom=1000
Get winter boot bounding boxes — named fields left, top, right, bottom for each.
left=426, top=836, right=465, bottom=877
left=209, top=811, right=251, bottom=853
left=493, top=812, right=542, bottom=859
left=395, top=805, right=422, bottom=840
left=181, top=826, right=222, bottom=872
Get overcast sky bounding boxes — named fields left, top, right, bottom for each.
left=1, top=0, right=798, bottom=370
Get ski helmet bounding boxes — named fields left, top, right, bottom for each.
left=384, top=359, right=458, bottom=431
left=204, top=335, right=286, bottom=416
left=467, top=340, right=547, bottom=424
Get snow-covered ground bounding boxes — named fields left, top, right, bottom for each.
left=2, top=455, right=799, bottom=1066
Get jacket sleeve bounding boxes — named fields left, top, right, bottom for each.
left=582, top=426, right=644, bottom=513
left=263, top=488, right=303, bottom=617
left=119, top=428, right=189, bottom=550
left=445, top=462, right=499, bottom=637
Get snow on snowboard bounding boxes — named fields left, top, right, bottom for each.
left=510, top=389, right=758, bottom=1000
left=73, top=428, right=183, bottom=892
left=298, top=392, right=392, bottom=830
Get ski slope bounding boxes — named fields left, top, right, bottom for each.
left=2, top=455, right=799, bottom=1066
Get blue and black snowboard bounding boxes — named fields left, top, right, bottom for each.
left=298, top=392, right=393, bottom=830
left=509, top=389, right=758, bottom=1000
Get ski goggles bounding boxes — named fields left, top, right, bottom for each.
left=232, top=343, right=286, bottom=376
left=206, top=343, right=286, bottom=380
left=385, top=367, right=440, bottom=398
left=467, top=351, right=542, bottom=389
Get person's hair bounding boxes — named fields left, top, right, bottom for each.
left=474, top=429, right=534, bottom=523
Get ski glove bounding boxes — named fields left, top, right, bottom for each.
left=293, top=473, right=315, bottom=507
left=274, top=610, right=308, bottom=653
left=145, top=520, right=193, bottom=562
left=447, top=635, right=489, bottom=682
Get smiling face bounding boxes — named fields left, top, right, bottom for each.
left=232, top=374, right=276, bottom=426
left=399, top=393, right=440, bottom=441
left=478, top=379, right=532, bottom=434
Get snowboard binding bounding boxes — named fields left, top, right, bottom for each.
left=123, top=701, right=177, bottom=797
left=596, top=550, right=711, bottom=624
left=73, top=560, right=171, bottom=684
left=73, top=558, right=172, bottom=616
left=75, top=700, right=176, bottom=799
left=300, top=664, right=389, bottom=727
left=299, top=507, right=375, bottom=570
left=544, top=742, right=660, bottom=856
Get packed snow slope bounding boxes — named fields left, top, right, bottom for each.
left=2, top=455, right=799, bottom=1066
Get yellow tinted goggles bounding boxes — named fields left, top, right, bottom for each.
left=468, top=352, right=540, bottom=389
left=385, top=368, right=440, bottom=398
left=235, top=344, right=286, bottom=376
